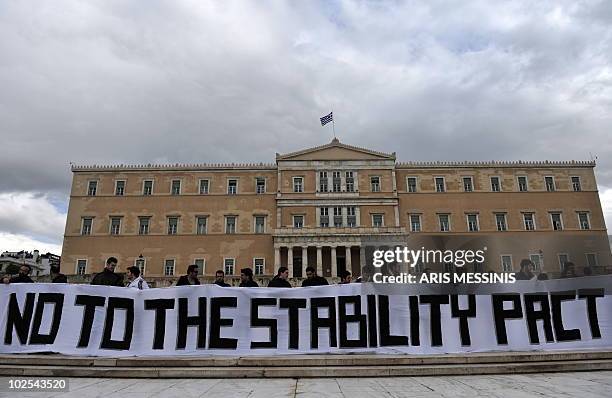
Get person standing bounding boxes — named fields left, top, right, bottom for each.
left=301, top=266, right=328, bottom=287
left=515, top=259, right=535, bottom=280
left=90, top=257, right=123, bottom=286
left=126, top=266, right=149, bottom=289
left=50, top=265, right=67, bottom=283
left=214, top=270, right=231, bottom=287
left=3, top=265, right=34, bottom=284
left=176, top=264, right=201, bottom=286
left=239, top=268, right=259, bottom=287
left=339, top=270, right=352, bottom=284
left=268, top=267, right=291, bottom=288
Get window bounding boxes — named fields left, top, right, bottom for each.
left=320, top=207, right=329, bottom=227
left=501, top=255, right=513, bottom=272
left=372, top=214, right=384, bottom=227
left=545, top=176, right=555, bottom=192
left=578, top=212, right=590, bottom=230
left=81, top=218, right=92, bottom=235
left=224, top=258, right=235, bottom=275
left=333, top=207, right=342, bottom=227
left=558, top=254, right=569, bottom=272
left=529, top=254, right=542, bottom=271
left=196, top=216, right=208, bottom=235
left=435, top=177, right=445, bottom=192
left=110, top=217, right=121, bottom=235
left=467, top=214, right=479, bottom=232
left=115, top=180, right=125, bottom=196
left=410, top=214, right=421, bottom=232
left=199, top=179, right=209, bottom=194
left=586, top=253, right=598, bottom=268
left=256, top=178, right=266, bottom=194
left=76, top=259, right=87, bottom=275
left=254, top=258, right=264, bottom=275
left=254, top=215, right=266, bottom=233
left=87, top=181, right=97, bottom=196
left=370, top=176, right=380, bottom=192
left=293, top=177, right=303, bottom=193
left=407, top=177, right=418, bottom=193
left=136, top=257, right=146, bottom=276
left=550, top=213, right=563, bottom=231
left=571, top=176, right=581, bottom=192
left=346, top=171, right=355, bottom=192
left=139, top=217, right=150, bottom=235
left=490, top=177, right=501, bottom=192
left=293, top=215, right=304, bottom=229
left=167, top=217, right=179, bottom=235
left=495, top=213, right=507, bottom=231
left=517, top=176, right=528, bottom=192
left=227, top=179, right=237, bottom=195
left=463, top=177, right=473, bottom=192
left=171, top=180, right=181, bottom=195
left=164, top=259, right=175, bottom=276
left=194, top=259, right=205, bottom=276
left=347, top=206, right=357, bottom=227
left=438, top=214, right=450, bottom=232
left=319, top=171, right=328, bottom=192
left=523, top=213, right=535, bottom=231
left=225, top=216, right=236, bottom=234
left=143, top=180, right=153, bottom=196
left=332, top=171, right=341, bottom=192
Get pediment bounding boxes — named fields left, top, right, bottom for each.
left=276, top=138, right=395, bottom=161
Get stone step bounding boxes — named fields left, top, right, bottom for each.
left=1, top=359, right=612, bottom=378
left=1, top=350, right=611, bottom=367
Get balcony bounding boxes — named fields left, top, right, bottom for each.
left=273, top=226, right=408, bottom=237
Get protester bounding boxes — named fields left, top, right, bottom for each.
left=50, top=265, right=67, bottom=283
left=3, top=264, right=34, bottom=284
left=583, top=266, right=593, bottom=276
left=126, top=266, right=149, bottom=289
left=239, top=268, right=259, bottom=287
left=302, top=266, right=328, bottom=287
left=214, top=270, right=231, bottom=287
left=90, top=257, right=124, bottom=286
left=515, top=259, right=535, bottom=280
left=176, top=264, right=201, bottom=286
left=356, top=265, right=375, bottom=283
left=268, top=266, right=291, bottom=288
left=339, top=270, right=352, bottom=284
left=537, top=272, right=549, bottom=280
left=561, top=262, right=577, bottom=278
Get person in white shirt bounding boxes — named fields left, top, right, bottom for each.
left=126, top=266, right=149, bottom=290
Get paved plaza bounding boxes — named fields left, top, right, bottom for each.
left=2, top=371, right=612, bottom=398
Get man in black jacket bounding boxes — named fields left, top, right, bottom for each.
left=176, top=264, right=201, bottom=286
left=268, top=267, right=291, bottom=288
left=239, top=268, right=259, bottom=287
left=302, top=266, right=328, bottom=287
left=214, top=270, right=231, bottom=287
left=90, top=257, right=123, bottom=286
left=50, top=265, right=68, bottom=283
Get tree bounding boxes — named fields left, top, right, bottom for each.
left=4, top=263, right=20, bottom=275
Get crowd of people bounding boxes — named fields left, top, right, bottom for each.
left=1, top=257, right=354, bottom=289
left=1, top=256, right=598, bottom=288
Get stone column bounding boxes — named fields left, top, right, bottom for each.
left=316, top=246, right=323, bottom=275
left=302, top=246, right=308, bottom=276
left=331, top=246, right=337, bottom=277
left=274, top=246, right=281, bottom=273
left=345, top=246, right=352, bottom=273
left=287, top=246, right=294, bottom=278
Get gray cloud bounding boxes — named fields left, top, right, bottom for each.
left=0, top=1, right=611, bottom=239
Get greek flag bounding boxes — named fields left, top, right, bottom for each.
left=320, top=112, right=333, bottom=126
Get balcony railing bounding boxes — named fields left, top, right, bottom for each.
left=273, top=226, right=408, bottom=236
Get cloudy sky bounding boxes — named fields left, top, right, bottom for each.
left=1, top=0, right=611, bottom=255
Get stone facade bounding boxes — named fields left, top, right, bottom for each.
left=61, top=138, right=611, bottom=278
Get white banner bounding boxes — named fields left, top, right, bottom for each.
left=1, top=279, right=611, bottom=356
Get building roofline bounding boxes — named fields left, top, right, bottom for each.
left=71, top=163, right=277, bottom=172
left=276, top=138, right=396, bottom=160
left=396, top=160, right=596, bottom=168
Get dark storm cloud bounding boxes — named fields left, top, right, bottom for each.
left=0, top=0, right=611, bottom=244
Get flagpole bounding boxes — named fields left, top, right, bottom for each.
left=332, top=110, right=336, bottom=139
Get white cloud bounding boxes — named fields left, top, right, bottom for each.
left=0, top=232, right=62, bottom=255
left=599, top=186, right=612, bottom=233
left=0, top=193, right=66, bottom=244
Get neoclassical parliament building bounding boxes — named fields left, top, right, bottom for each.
left=62, top=138, right=611, bottom=279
